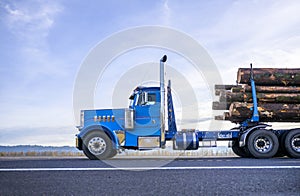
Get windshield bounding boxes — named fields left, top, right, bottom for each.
left=129, top=90, right=157, bottom=108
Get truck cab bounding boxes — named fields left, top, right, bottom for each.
left=75, top=86, right=164, bottom=159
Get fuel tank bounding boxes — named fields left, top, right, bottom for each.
left=173, top=131, right=199, bottom=150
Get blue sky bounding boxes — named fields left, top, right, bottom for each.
left=0, top=0, right=300, bottom=146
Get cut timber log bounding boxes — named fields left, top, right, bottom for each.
left=231, top=85, right=300, bottom=93
left=220, top=92, right=300, bottom=103
left=215, top=115, right=225, bottom=120
left=212, top=101, right=230, bottom=110
left=213, top=68, right=300, bottom=123
left=226, top=102, right=300, bottom=123
left=215, top=112, right=230, bottom=120
left=215, top=84, right=241, bottom=90
left=219, top=91, right=245, bottom=102
left=214, top=84, right=241, bottom=96
left=237, top=68, right=300, bottom=86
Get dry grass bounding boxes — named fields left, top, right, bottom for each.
left=0, top=144, right=235, bottom=157
left=0, top=151, right=84, bottom=157
left=119, top=148, right=236, bottom=157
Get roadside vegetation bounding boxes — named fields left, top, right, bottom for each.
left=119, top=147, right=236, bottom=157
left=0, top=151, right=84, bottom=157
left=0, top=145, right=236, bottom=157
left=0, top=145, right=84, bottom=157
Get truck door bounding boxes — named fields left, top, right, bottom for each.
left=125, top=91, right=161, bottom=147
left=135, top=92, right=160, bottom=131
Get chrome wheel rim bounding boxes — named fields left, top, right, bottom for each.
left=254, top=136, right=272, bottom=153
left=291, top=134, right=300, bottom=152
left=88, top=137, right=107, bottom=155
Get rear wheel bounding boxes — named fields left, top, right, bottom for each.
left=232, top=140, right=252, bottom=158
left=284, top=129, right=300, bottom=158
left=82, top=131, right=116, bottom=160
left=247, top=129, right=279, bottom=158
left=274, top=131, right=288, bottom=157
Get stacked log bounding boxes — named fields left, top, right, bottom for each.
left=214, top=68, right=300, bottom=123
left=237, top=68, right=300, bottom=86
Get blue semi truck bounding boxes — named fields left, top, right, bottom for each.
left=75, top=55, right=300, bottom=159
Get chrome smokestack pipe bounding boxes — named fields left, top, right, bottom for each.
left=160, top=55, right=167, bottom=144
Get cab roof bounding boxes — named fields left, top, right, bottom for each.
left=134, top=86, right=160, bottom=92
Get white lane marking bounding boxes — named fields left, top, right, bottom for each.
left=0, top=166, right=300, bottom=172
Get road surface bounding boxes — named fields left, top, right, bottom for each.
left=0, top=157, right=299, bottom=195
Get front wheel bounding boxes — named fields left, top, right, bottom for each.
left=284, top=129, right=300, bottom=158
left=247, top=129, right=279, bottom=159
left=82, top=131, right=116, bottom=160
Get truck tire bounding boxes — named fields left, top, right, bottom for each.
left=109, top=148, right=118, bottom=158
left=284, top=129, right=300, bottom=158
left=82, top=131, right=116, bottom=160
left=232, top=140, right=252, bottom=158
left=247, top=129, right=279, bottom=158
left=274, top=132, right=288, bottom=157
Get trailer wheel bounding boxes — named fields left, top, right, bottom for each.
left=284, top=129, right=300, bottom=158
left=232, top=141, right=252, bottom=158
left=82, top=131, right=116, bottom=160
left=247, top=129, right=279, bottom=158
left=274, top=132, right=288, bottom=157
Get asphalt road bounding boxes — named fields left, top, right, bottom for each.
left=0, top=157, right=299, bottom=195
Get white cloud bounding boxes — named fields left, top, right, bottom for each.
left=203, top=1, right=300, bottom=43
left=162, top=0, right=171, bottom=25
left=195, top=1, right=300, bottom=83
left=1, top=0, right=66, bottom=77
left=2, top=1, right=62, bottom=42
left=0, top=1, right=73, bottom=146
left=0, top=126, right=75, bottom=146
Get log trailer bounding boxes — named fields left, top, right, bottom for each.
left=75, top=55, right=300, bottom=159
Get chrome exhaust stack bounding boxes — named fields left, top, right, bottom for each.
left=160, top=55, right=167, bottom=144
